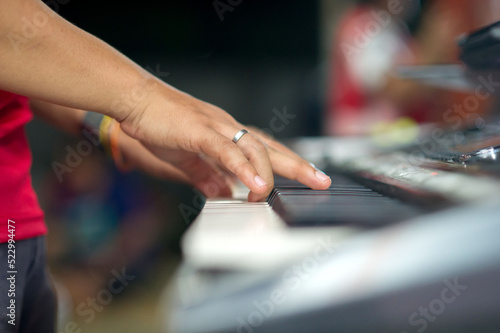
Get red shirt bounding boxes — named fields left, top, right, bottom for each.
left=326, top=6, right=431, bottom=135
left=0, top=90, right=46, bottom=243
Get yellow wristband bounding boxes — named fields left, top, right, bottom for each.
left=99, top=116, right=113, bottom=154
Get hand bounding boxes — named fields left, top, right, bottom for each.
left=119, top=83, right=331, bottom=201
left=117, top=128, right=232, bottom=198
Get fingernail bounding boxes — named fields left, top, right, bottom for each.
left=315, top=170, right=330, bottom=183
left=254, top=175, right=267, bottom=188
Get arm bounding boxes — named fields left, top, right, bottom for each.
left=29, top=100, right=85, bottom=136
left=1, top=0, right=331, bottom=201
left=0, top=0, right=149, bottom=120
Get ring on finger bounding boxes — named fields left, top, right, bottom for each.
left=232, top=129, right=249, bottom=144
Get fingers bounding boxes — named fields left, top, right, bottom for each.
left=245, top=126, right=331, bottom=191
left=246, top=125, right=301, bottom=160
left=120, top=132, right=233, bottom=198
left=143, top=120, right=330, bottom=201
left=141, top=142, right=232, bottom=198
left=268, top=146, right=331, bottom=190
left=240, top=126, right=331, bottom=198
left=207, top=124, right=276, bottom=199
left=232, top=131, right=275, bottom=201
left=194, top=157, right=233, bottom=198
left=197, top=124, right=328, bottom=201
left=198, top=129, right=271, bottom=197
left=118, top=130, right=190, bottom=183
left=131, top=153, right=190, bottom=183
left=204, top=107, right=276, bottom=190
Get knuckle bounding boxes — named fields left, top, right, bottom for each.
left=246, top=138, right=268, bottom=156
left=220, top=140, right=237, bottom=154
left=211, top=121, right=228, bottom=133
left=198, top=130, right=222, bottom=154
left=253, top=142, right=268, bottom=156
left=198, top=114, right=213, bottom=126
left=217, top=141, right=239, bottom=163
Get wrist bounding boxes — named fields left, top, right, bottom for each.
left=81, top=111, right=110, bottom=153
left=81, top=111, right=131, bottom=172
left=111, top=71, right=163, bottom=124
left=118, top=77, right=171, bottom=142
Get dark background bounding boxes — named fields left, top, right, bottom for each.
left=51, top=0, right=322, bottom=136
left=59, top=0, right=319, bottom=61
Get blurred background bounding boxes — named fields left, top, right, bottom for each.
left=27, top=0, right=500, bottom=332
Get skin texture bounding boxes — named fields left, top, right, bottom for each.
left=0, top=0, right=331, bottom=201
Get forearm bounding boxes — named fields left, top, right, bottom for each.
left=30, top=99, right=85, bottom=136
left=0, top=0, right=158, bottom=121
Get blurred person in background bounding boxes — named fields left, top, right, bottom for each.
left=0, top=1, right=332, bottom=332
left=325, top=0, right=494, bottom=137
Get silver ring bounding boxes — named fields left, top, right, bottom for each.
left=232, top=129, right=249, bottom=144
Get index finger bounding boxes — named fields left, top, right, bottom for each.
left=268, top=146, right=332, bottom=190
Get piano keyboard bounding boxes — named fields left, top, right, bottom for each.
left=269, top=174, right=424, bottom=228
left=181, top=131, right=500, bottom=270
left=181, top=172, right=431, bottom=270
left=181, top=196, right=357, bottom=270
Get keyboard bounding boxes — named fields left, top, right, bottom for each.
left=170, top=136, right=500, bottom=333
left=269, top=174, right=426, bottom=228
